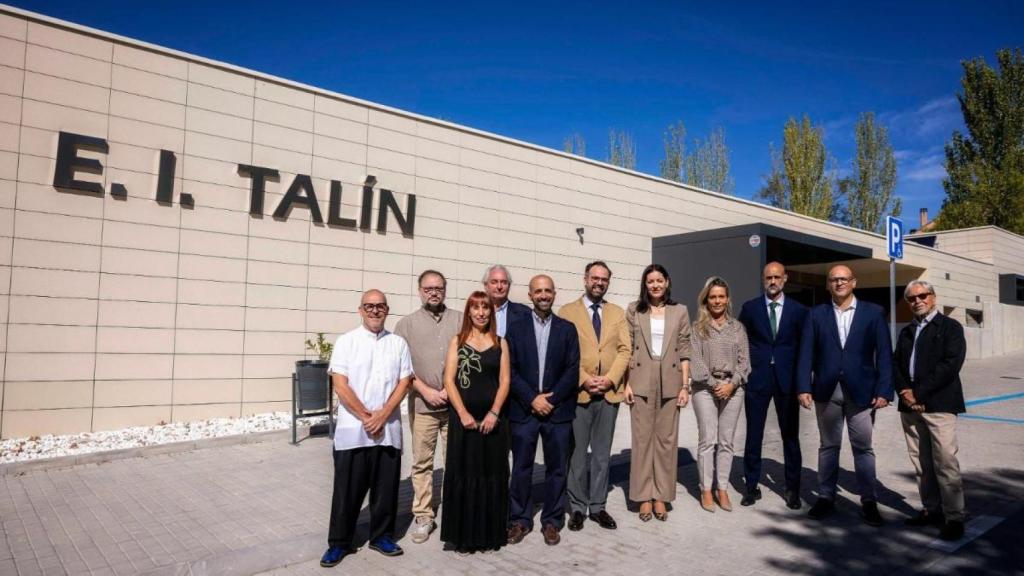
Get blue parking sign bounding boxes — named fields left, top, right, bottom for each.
left=887, top=216, right=903, bottom=259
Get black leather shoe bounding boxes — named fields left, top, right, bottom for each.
left=588, top=510, right=617, bottom=530
left=939, top=520, right=964, bottom=541
left=808, top=498, right=835, bottom=520
left=861, top=501, right=884, bottom=527
left=905, top=509, right=944, bottom=527
left=785, top=489, right=802, bottom=510
left=741, top=487, right=762, bottom=507
left=567, top=511, right=585, bottom=531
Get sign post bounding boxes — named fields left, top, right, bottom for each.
left=886, top=216, right=904, bottom=344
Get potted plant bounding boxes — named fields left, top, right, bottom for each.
left=292, top=333, right=334, bottom=441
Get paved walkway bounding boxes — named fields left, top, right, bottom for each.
left=2, top=354, right=1023, bottom=576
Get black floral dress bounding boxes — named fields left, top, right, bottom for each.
left=440, top=342, right=510, bottom=551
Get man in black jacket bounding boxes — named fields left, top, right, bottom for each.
left=894, top=280, right=967, bottom=541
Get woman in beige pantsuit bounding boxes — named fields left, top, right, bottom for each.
left=624, top=264, right=692, bottom=522
left=689, top=276, right=750, bottom=513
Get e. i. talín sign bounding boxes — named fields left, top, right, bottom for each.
left=52, top=131, right=417, bottom=236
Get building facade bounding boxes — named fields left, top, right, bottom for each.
left=0, top=6, right=1021, bottom=438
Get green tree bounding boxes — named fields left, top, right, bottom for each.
left=608, top=129, right=637, bottom=170
left=758, top=115, right=837, bottom=220
left=563, top=133, right=586, bottom=157
left=659, top=121, right=686, bottom=182
left=684, top=126, right=734, bottom=194
left=938, top=48, right=1024, bottom=234
left=839, top=112, right=901, bottom=232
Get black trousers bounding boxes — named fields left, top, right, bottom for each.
left=327, top=446, right=401, bottom=549
left=743, top=372, right=802, bottom=493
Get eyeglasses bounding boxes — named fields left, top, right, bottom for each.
left=420, top=286, right=445, bottom=294
left=906, top=293, right=933, bottom=303
left=828, top=277, right=853, bottom=285
left=361, top=303, right=389, bottom=313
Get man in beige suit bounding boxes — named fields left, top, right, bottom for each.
left=559, top=261, right=631, bottom=531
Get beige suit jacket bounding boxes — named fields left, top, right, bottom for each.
left=559, top=297, right=631, bottom=404
left=626, top=301, right=693, bottom=399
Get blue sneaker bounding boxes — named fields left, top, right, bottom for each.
left=368, top=536, right=404, bottom=557
left=320, top=546, right=347, bottom=567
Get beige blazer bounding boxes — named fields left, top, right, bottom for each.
left=625, top=301, right=693, bottom=399
left=559, top=298, right=632, bottom=404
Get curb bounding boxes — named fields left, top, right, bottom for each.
left=0, top=428, right=304, bottom=476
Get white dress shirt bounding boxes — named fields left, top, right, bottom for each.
left=832, top=296, right=858, bottom=349
left=329, top=325, right=413, bottom=451
left=765, top=293, right=785, bottom=320
left=583, top=294, right=603, bottom=323
left=909, top=309, right=940, bottom=381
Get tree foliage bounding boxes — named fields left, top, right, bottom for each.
left=608, top=129, right=637, bottom=170
left=563, top=133, right=586, bottom=157
left=684, top=126, right=734, bottom=194
left=659, top=121, right=686, bottom=182
left=758, top=115, right=837, bottom=220
left=838, top=112, right=900, bottom=232
left=938, top=48, right=1024, bottom=234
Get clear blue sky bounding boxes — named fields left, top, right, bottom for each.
left=11, top=1, right=1023, bottom=227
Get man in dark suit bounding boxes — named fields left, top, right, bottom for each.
left=797, top=264, right=894, bottom=526
left=483, top=264, right=532, bottom=337
left=738, top=261, right=808, bottom=509
left=506, top=274, right=581, bottom=547
left=894, top=280, right=967, bottom=541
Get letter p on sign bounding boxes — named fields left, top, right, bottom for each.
left=887, top=216, right=904, bottom=259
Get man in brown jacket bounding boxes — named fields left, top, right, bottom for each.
left=559, top=261, right=631, bottom=531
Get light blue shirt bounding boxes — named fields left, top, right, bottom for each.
left=496, top=300, right=510, bottom=338
left=910, top=309, right=939, bottom=381
left=533, top=310, right=552, bottom=391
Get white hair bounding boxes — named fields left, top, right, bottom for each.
left=904, top=279, right=936, bottom=299
left=482, top=264, right=512, bottom=285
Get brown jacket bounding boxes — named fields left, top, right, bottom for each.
left=559, top=298, right=632, bottom=404
left=625, top=301, right=693, bottom=399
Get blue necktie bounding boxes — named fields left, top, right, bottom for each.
left=591, top=303, right=601, bottom=341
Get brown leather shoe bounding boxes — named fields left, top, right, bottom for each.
left=700, top=490, right=716, bottom=513
left=507, top=522, right=530, bottom=545
left=542, top=524, right=561, bottom=546
left=717, top=489, right=733, bottom=512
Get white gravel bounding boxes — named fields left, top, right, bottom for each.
left=0, top=412, right=327, bottom=464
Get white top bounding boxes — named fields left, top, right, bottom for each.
left=328, top=325, right=413, bottom=451
left=832, top=296, right=858, bottom=349
left=650, top=317, right=665, bottom=359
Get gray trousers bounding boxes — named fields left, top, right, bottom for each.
left=692, top=384, right=745, bottom=490
left=568, top=398, right=619, bottom=514
left=814, top=386, right=877, bottom=502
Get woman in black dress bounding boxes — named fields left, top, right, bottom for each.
left=440, top=290, right=511, bottom=553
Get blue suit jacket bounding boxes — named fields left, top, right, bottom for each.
left=738, top=296, right=808, bottom=396
left=506, top=301, right=532, bottom=328
left=505, top=311, right=581, bottom=424
left=797, top=300, right=894, bottom=407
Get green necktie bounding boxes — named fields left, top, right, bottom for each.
left=769, top=302, right=779, bottom=339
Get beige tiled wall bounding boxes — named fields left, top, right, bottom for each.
left=0, top=9, right=1014, bottom=438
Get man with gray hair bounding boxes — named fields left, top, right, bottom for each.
left=483, top=264, right=531, bottom=337
left=893, top=280, right=967, bottom=541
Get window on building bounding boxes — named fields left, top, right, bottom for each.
left=966, top=309, right=984, bottom=328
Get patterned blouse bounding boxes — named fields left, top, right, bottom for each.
left=689, top=317, right=751, bottom=387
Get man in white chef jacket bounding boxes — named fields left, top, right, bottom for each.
left=320, top=289, right=413, bottom=568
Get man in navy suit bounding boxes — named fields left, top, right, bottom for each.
left=797, top=264, right=894, bottom=526
left=483, top=264, right=532, bottom=337
left=506, top=274, right=581, bottom=547
left=738, top=262, right=808, bottom=509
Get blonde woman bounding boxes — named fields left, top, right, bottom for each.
left=690, top=276, right=750, bottom=513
